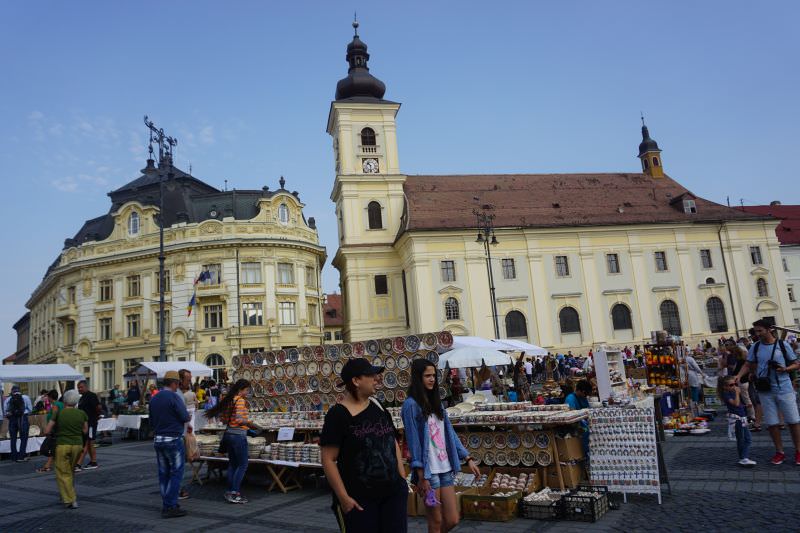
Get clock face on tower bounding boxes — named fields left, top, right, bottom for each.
left=362, top=158, right=379, bottom=174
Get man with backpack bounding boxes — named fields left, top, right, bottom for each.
left=4, top=386, right=33, bottom=462
left=735, top=319, right=800, bottom=465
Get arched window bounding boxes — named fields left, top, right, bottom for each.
left=360, top=127, right=376, bottom=146
left=707, top=297, right=728, bottom=333
left=367, top=201, right=383, bottom=229
left=659, top=300, right=682, bottom=336
left=558, top=307, right=581, bottom=334
left=611, top=304, right=632, bottom=330
left=705, top=277, right=715, bottom=284
left=205, top=353, right=226, bottom=383
left=643, top=159, right=650, bottom=170
left=444, top=297, right=460, bottom=320
left=756, top=277, right=768, bottom=297
left=505, top=311, right=528, bottom=338
left=278, top=203, right=289, bottom=224
left=128, top=212, right=140, bottom=235
left=653, top=157, right=660, bottom=167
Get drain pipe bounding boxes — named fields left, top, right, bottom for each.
left=717, top=224, right=740, bottom=336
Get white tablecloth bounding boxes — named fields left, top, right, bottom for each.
left=97, top=418, right=117, bottom=432
left=0, top=437, right=45, bottom=454
left=116, top=414, right=148, bottom=430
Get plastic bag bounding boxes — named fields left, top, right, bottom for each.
left=185, top=431, right=200, bottom=461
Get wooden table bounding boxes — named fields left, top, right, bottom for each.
left=191, top=455, right=322, bottom=493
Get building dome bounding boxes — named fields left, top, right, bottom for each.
left=638, top=125, right=660, bottom=156
left=335, top=21, right=386, bottom=101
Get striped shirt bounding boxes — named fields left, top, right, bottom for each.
left=223, top=396, right=250, bottom=430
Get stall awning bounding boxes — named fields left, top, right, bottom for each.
left=492, top=339, right=548, bottom=355
left=452, top=336, right=502, bottom=350
left=125, top=361, right=213, bottom=380
left=0, top=364, right=83, bottom=383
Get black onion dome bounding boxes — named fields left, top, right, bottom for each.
left=335, top=21, right=386, bottom=101
left=638, top=125, right=661, bottom=156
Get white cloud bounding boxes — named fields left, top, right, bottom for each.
left=51, top=176, right=78, bottom=192
left=199, top=125, right=215, bottom=145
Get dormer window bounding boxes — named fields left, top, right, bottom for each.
left=279, top=203, right=289, bottom=224
left=683, top=200, right=697, bottom=214
left=128, top=212, right=140, bottom=235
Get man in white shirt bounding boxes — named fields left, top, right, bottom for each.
left=524, top=359, right=533, bottom=385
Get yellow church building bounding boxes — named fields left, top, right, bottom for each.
left=329, top=23, right=793, bottom=351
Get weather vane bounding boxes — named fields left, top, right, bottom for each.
left=143, top=115, right=178, bottom=165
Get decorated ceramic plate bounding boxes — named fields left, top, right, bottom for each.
left=426, top=351, right=439, bottom=365
left=495, top=451, right=508, bottom=466
left=535, top=433, right=550, bottom=449
left=286, top=379, right=297, bottom=395
left=333, top=379, right=345, bottom=393
left=494, top=434, right=507, bottom=449
left=231, top=371, right=240, bottom=382
left=314, top=345, right=325, bottom=360
left=257, top=398, right=266, bottom=410
left=405, top=335, right=421, bottom=352
left=334, top=360, right=344, bottom=375
left=375, top=390, right=386, bottom=402
left=335, top=392, right=345, bottom=404
left=274, top=380, right=286, bottom=395
left=353, top=341, right=366, bottom=356
left=252, top=369, right=262, bottom=381
left=395, top=389, right=407, bottom=402
left=307, top=361, right=318, bottom=375
left=250, top=381, right=262, bottom=395
left=288, top=348, right=300, bottom=363
left=265, top=382, right=275, bottom=395
left=537, top=450, right=552, bottom=466
left=378, top=338, right=392, bottom=355
left=274, top=366, right=285, bottom=379
left=231, top=355, right=242, bottom=368
left=483, top=451, right=496, bottom=466
left=297, top=378, right=307, bottom=393
left=365, top=339, right=379, bottom=356
left=507, top=450, right=520, bottom=466
left=311, top=393, right=322, bottom=405
left=393, top=336, right=406, bottom=354
left=383, top=371, right=398, bottom=389
left=265, top=352, right=276, bottom=365
left=319, top=377, right=332, bottom=393
left=342, top=343, right=353, bottom=357
left=326, top=345, right=340, bottom=360
left=308, top=376, right=320, bottom=391
left=437, top=331, right=454, bottom=349
left=458, top=433, right=469, bottom=448
left=321, top=361, right=333, bottom=377
left=482, top=434, right=494, bottom=449
left=278, top=397, right=289, bottom=410
left=397, top=355, right=410, bottom=370
left=521, top=450, right=536, bottom=467
left=242, top=369, right=253, bottom=380
left=301, top=346, right=314, bottom=360
left=472, top=449, right=483, bottom=465
left=262, top=367, right=273, bottom=380
left=521, top=432, right=535, bottom=448
left=384, top=389, right=395, bottom=403
left=422, top=333, right=437, bottom=350
left=468, top=434, right=482, bottom=449
left=384, top=357, right=397, bottom=370
left=296, top=363, right=306, bottom=377
left=285, top=365, right=296, bottom=379
left=506, top=433, right=521, bottom=449
left=438, top=386, right=447, bottom=399
left=397, top=370, right=411, bottom=389
left=254, top=352, right=264, bottom=366
left=277, top=350, right=287, bottom=364
left=242, top=354, right=252, bottom=366
left=372, top=356, right=384, bottom=367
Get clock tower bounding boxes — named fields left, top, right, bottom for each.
left=328, top=20, right=409, bottom=340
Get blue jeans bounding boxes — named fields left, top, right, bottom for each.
left=8, top=416, right=29, bottom=461
left=154, top=437, right=185, bottom=511
left=428, top=470, right=455, bottom=490
left=223, top=432, right=249, bottom=493
left=735, top=419, right=751, bottom=460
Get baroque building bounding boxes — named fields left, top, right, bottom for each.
left=329, top=23, right=793, bottom=349
left=25, top=156, right=325, bottom=392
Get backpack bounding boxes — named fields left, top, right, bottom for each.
left=8, top=394, right=25, bottom=417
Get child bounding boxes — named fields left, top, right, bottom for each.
left=719, top=376, right=756, bottom=467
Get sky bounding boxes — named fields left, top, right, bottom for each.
left=1, top=1, right=798, bottom=355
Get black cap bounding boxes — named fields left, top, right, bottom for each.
left=341, top=358, right=384, bottom=385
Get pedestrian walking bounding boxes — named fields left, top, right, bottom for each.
left=402, top=358, right=480, bottom=533
left=719, top=376, right=756, bottom=467
left=321, top=358, right=408, bottom=533
left=149, top=370, right=191, bottom=518
left=44, top=389, right=87, bottom=509
left=524, top=358, right=533, bottom=385
left=37, top=390, right=64, bottom=473
left=74, top=380, right=100, bottom=471
left=4, top=385, right=33, bottom=462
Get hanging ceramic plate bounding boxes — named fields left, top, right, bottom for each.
left=353, top=342, right=366, bottom=356
left=334, top=360, right=344, bottom=375
left=437, top=331, right=454, bottom=349
left=285, top=365, right=296, bottom=379
left=243, top=369, right=253, bottom=381
left=274, top=366, right=285, bottom=379
left=537, top=450, right=552, bottom=466
left=277, top=350, right=287, bottom=364
left=495, top=451, right=508, bottom=466
left=258, top=398, right=267, bottom=410
left=397, top=355, right=410, bottom=370
left=254, top=352, right=264, bottom=366
left=242, top=354, right=253, bottom=366
left=252, top=369, right=262, bottom=381
left=372, top=356, right=384, bottom=367
left=384, top=357, right=397, bottom=370
left=321, top=361, right=333, bottom=377
left=396, top=390, right=407, bottom=402
left=320, top=377, right=332, bottom=393
left=507, top=450, right=521, bottom=467
left=301, top=346, right=313, bottom=360
left=342, top=343, right=353, bottom=357
left=438, top=386, right=447, bottom=399
left=327, top=345, right=341, bottom=360
left=483, top=451, right=496, bottom=466
left=335, top=392, right=345, bottom=404
left=287, top=396, right=296, bottom=409
left=535, top=433, right=550, bottom=449
left=482, top=434, right=494, bottom=449
left=311, top=393, right=322, bottom=405
left=422, top=333, right=437, bottom=350
left=308, top=376, right=320, bottom=391
left=314, top=345, right=325, bottom=360
left=521, top=451, right=536, bottom=467
left=263, top=367, right=273, bottom=380
left=296, top=363, right=306, bottom=377
left=377, top=338, right=391, bottom=355
left=405, top=335, right=421, bottom=352
left=265, top=382, right=275, bottom=395
left=494, top=434, right=507, bottom=449
left=457, top=433, right=468, bottom=449
left=397, top=370, right=411, bottom=389
left=383, top=371, right=398, bottom=389
left=521, top=432, right=535, bottom=448
left=384, top=389, right=395, bottom=403
left=506, top=433, right=521, bottom=449
left=274, top=380, right=286, bottom=395
left=376, top=390, right=386, bottom=402
left=231, top=371, right=240, bottom=382
left=288, top=348, right=300, bottom=363
left=231, top=355, right=242, bottom=369
left=333, top=379, right=345, bottom=393
left=250, top=381, right=262, bottom=396
left=307, top=361, right=318, bottom=375
left=427, top=351, right=440, bottom=365
left=264, top=351, right=276, bottom=365
left=393, top=336, right=406, bottom=354
left=472, top=450, right=483, bottom=465
left=468, top=434, right=482, bottom=449
left=286, top=379, right=297, bottom=395
left=297, top=378, right=308, bottom=393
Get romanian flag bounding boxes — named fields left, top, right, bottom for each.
left=187, top=290, right=197, bottom=317
left=195, top=270, right=211, bottom=284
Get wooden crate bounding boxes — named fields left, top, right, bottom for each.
left=489, top=466, right=542, bottom=494
left=556, top=436, right=585, bottom=462
left=461, top=488, right=522, bottom=522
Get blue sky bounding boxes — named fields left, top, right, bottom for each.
left=1, top=1, right=798, bottom=354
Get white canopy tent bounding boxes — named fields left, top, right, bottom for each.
left=452, top=336, right=501, bottom=350
left=124, top=361, right=213, bottom=381
left=0, top=364, right=83, bottom=416
left=437, top=346, right=513, bottom=370
left=492, top=339, right=548, bottom=355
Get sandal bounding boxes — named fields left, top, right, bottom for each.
left=752, top=425, right=762, bottom=432
left=36, top=467, right=51, bottom=473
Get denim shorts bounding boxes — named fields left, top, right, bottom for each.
left=428, top=470, right=455, bottom=490
left=760, top=391, right=800, bottom=427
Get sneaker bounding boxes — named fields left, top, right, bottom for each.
left=178, top=489, right=189, bottom=500
left=68, top=502, right=79, bottom=509
left=224, top=492, right=236, bottom=503
left=738, top=458, right=757, bottom=467
left=73, top=465, right=82, bottom=473
left=83, top=463, right=99, bottom=470
left=227, top=493, right=246, bottom=504
left=770, top=452, right=786, bottom=465
left=161, top=507, right=187, bottom=518
left=234, top=493, right=248, bottom=504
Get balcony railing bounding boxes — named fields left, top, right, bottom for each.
left=359, top=145, right=379, bottom=154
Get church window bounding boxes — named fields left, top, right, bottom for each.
left=611, top=304, right=632, bottom=330
left=643, top=159, right=650, bottom=170
left=367, top=201, right=383, bottom=229
left=505, top=311, right=528, bottom=338
left=707, top=297, right=728, bottom=333
left=374, top=275, right=388, bottom=295
left=128, top=212, right=140, bottom=235
left=444, top=297, right=460, bottom=320
left=653, top=157, right=660, bottom=167
left=360, top=127, right=376, bottom=146
left=279, top=203, right=290, bottom=224
left=756, top=277, right=768, bottom=297
left=441, top=261, right=456, bottom=282
left=559, top=307, right=581, bottom=334
left=555, top=256, right=570, bottom=277
left=659, top=300, right=682, bottom=336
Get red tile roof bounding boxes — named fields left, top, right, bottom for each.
left=324, top=293, right=343, bottom=327
left=401, top=173, right=764, bottom=232
left=737, top=204, right=800, bottom=245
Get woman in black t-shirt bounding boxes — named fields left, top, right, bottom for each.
left=320, top=358, right=408, bottom=533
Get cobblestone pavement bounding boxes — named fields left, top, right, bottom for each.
left=2, top=416, right=799, bottom=533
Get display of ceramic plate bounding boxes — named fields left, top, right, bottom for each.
left=472, top=449, right=483, bottom=465
left=353, top=342, right=366, bottom=356
left=521, top=451, right=536, bottom=467
left=376, top=338, right=390, bottom=355
left=308, top=376, right=320, bottom=391
left=231, top=355, right=241, bottom=368
left=397, top=370, right=411, bottom=388
left=321, top=361, right=333, bottom=376
left=506, top=433, right=521, bottom=449
left=262, top=367, right=273, bottom=380
left=494, top=434, right=507, bottom=449
left=468, top=434, right=482, bottom=449
left=521, top=432, right=535, bottom=448
left=537, top=450, right=552, bottom=466
left=252, top=369, right=262, bottom=381
left=372, top=356, right=383, bottom=367
left=393, top=336, right=406, bottom=353
left=288, top=348, right=300, bottom=363
left=287, top=396, right=296, bottom=409
left=311, top=393, right=322, bottom=405
left=458, top=433, right=469, bottom=448
left=285, top=365, right=296, bottom=379
left=278, top=397, right=289, bottom=409
left=405, top=335, right=421, bottom=352
left=483, top=451, right=496, bottom=466
left=383, top=370, right=398, bottom=389
left=422, top=333, right=437, bottom=349
left=242, top=369, right=253, bottom=380
left=384, top=389, right=395, bottom=403
left=307, top=361, right=318, bottom=375
left=258, top=398, right=267, bottom=410
left=274, top=380, right=286, bottom=394
left=274, top=366, right=285, bottom=379
left=426, top=351, right=439, bottom=365
left=320, top=377, right=332, bottom=393
left=334, top=360, right=344, bottom=375
left=301, top=346, right=314, bottom=360
left=384, top=357, right=397, bottom=370
left=297, top=378, right=307, bottom=393
left=438, top=386, right=447, bottom=399
left=242, top=354, right=252, bottom=366
left=265, top=382, right=275, bottom=395
left=265, top=352, right=276, bottom=365
left=342, top=343, right=353, bottom=356
left=333, top=379, right=344, bottom=393
left=495, top=451, right=508, bottom=466
left=254, top=352, right=264, bottom=365
left=277, top=350, right=287, bottom=364
left=251, top=381, right=262, bottom=395
left=296, top=363, right=306, bottom=377
left=365, top=339, right=379, bottom=356
left=396, top=390, right=407, bottom=402
left=397, top=355, right=410, bottom=370
left=375, top=390, right=386, bottom=402
left=482, top=434, right=494, bottom=448
left=507, top=450, right=521, bottom=466
left=231, top=371, right=240, bottom=382
left=437, top=331, right=454, bottom=349
left=335, top=392, right=345, bottom=404
left=314, top=345, right=325, bottom=360
left=286, top=379, right=297, bottom=394
left=535, top=433, right=550, bottom=449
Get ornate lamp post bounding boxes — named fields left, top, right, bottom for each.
left=474, top=204, right=500, bottom=339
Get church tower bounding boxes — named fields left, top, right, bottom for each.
left=328, top=20, right=409, bottom=340
left=638, top=119, right=664, bottom=178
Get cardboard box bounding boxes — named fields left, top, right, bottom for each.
left=556, top=436, right=585, bottom=462
left=545, top=463, right=584, bottom=489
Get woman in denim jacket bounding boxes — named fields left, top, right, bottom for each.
left=401, top=359, right=480, bottom=533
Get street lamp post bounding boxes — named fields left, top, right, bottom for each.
left=474, top=204, right=500, bottom=339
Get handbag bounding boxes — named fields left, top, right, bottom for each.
left=754, top=341, right=778, bottom=393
